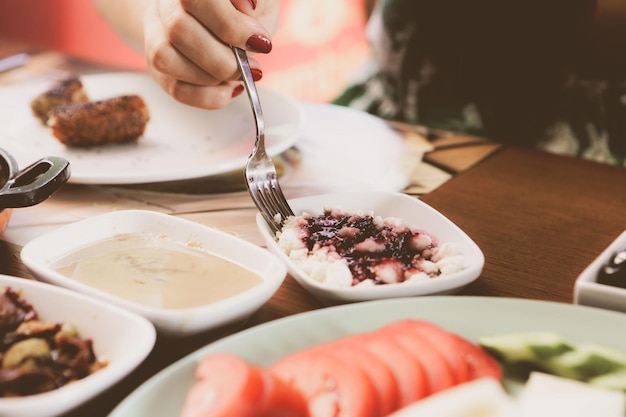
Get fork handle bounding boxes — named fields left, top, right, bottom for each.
left=231, top=46, right=265, bottom=144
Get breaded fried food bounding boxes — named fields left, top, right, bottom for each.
left=47, top=95, right=150, bottom=147
left=30, top=77, right=89, bottom=124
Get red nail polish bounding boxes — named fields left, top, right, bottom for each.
left=246, top=34, right=272, bottom=54
left=251, top=68, right=262, bottom=81
left=232, top=84, right=244, bottom=98
left=248, top=0, right=257, bottom=10
left=238, top=68, right=262, bottom=82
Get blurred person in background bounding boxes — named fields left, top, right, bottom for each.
left=335, top=0, right=626, bottom=165
left=96, top=0, right=625, bottom=165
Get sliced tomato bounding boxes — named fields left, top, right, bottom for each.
left=255, top=366, right=310, bottom=417
left=381, top=320, right=471, bottom=385
left=320, top=338, right=401, bottom=416
left=270, top=347, right=378, bottom=417
left=180, top=353, right=266, bottom=417
left=379, top=324, right=456, bottom=396
left=450, top=334, right=503, bottom=381
left=351, top=332, right=429, bottom=408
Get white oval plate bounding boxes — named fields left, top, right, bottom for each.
left=257, top=191, right=484, bottom=303
left=287, top=102, right=429, bottom=193
left=0, top=274, right=155, bottom=417
left=107, top=296, right=626, bottom=416
left=20, top=210, right=287, bottom=337
left=0, top=72, right=304, bottom=184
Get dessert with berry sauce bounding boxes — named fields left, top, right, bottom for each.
left=277, top=208, right=466, bottom=288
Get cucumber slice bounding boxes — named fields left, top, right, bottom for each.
left=544, top=344, right=626, bottom=381
left=478, top=331, right=575, bottom=363
left=588, top=368, right=626, bottom=392
left=479, top=332, right=626, bottom=388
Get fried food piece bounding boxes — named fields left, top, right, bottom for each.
left=0, top=287, right=108, bottom=397
left=47, top=95, right=150, bottom=147
left=30, top=77, right=89, bottom=124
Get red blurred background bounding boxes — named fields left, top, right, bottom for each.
left=0, top=0, right=371, bottom=102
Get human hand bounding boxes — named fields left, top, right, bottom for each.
left=144, top=0, right=279, bottom=109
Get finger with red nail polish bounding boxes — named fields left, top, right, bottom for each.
left=239, top=68, right=263, bottom=82
left=246, top=34, right=272, bottom=53
left=231, top=0, right=258, bottom=12
left=251, top=68, right=263, bottom=81
left=232, top=84, right=244, bottom=98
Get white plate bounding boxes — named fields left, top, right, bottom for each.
left=285, top=102, right=430, bottom=193
left=257, top=191, right=484, bottom=303
left=0, top=274, right=155, bottom=417
left=0, top=72, right=304, bottom=184
left=107, top=296, right=626, bottom=417
left=20, top=210, right=287, bottom=337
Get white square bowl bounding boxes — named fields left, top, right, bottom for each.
left=21, top=210, right=287, bottom=337
left=0, top=274, right=155, bottom=417
left=575, top=230, right=626, bottom=313
left=257, top=191, right=484, bottom=303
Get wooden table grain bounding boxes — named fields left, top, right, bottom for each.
left=3, top=145, right=625, bottom=416
left=422, top=146, right=626, bottom=303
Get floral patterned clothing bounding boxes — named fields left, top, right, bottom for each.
left=334, top=0, right=626, bottom=166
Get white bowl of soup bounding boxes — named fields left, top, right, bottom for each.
left=21, top=210, right=287, bottom=337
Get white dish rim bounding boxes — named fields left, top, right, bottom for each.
left=574, top=229, right=626, bottom=313
left=20, top=210, right=287, bottom=337
left=257, top=191, right=484, bottom=302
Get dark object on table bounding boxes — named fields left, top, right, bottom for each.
left=0, top=147, right=70, bottom=234
left=0, top=148, right=70, bottom=209
left=597, top=249, right=626, bottom=289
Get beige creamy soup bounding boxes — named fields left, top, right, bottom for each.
left=52, top=233, right=263, bottom=309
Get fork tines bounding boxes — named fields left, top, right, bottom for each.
left=246, top=170, right=293, bottom=233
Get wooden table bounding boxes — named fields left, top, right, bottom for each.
left=4, top=145, right=625, bottom=304
left=424, top=146, right=626, bottom=302
left=2, top=144, right=624, bottom=416
left=1, top=41, right=626, bottom=416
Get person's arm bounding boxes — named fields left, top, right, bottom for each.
left=94, top=0, right=280, bottom=109
left=94, top=0, right=149, bottom=53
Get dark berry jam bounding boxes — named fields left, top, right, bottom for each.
left=300, top=210, right=438, bottom=285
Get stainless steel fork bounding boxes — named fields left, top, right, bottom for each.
left=232, top=46, right=294, bottom=234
